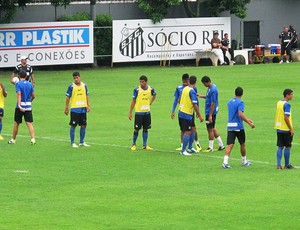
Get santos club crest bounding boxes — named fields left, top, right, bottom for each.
left=119, top=25, right=146, bottom=59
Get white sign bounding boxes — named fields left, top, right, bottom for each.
left=0, top=21, right=94, bottom=67
left=113, top=17, right=231, bottom=63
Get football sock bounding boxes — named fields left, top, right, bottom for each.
left=80, top=127, right=86, bottom=144
left=194, top=140, right=200, bottom=146
left=0, top=120, right=2, bottom=134
left=276, top=147, right=283, bottom=166
left=70, top=127, right=75, bottom=144
left=188, top=131, right=195, bottom=149
left=242, top=156, right=247, bottom=164
left=182, top=134, right=190, bottom=152
left=133, top=131, right=138, bottom=145
left=284, top=148, right=290, bottom=166
left=223, top=155, right=229, bottom=164
left=209, top=140, right=214, bottom=149
left=216, top=136, right=224, bottom=147
left=142, top=130, right=148, bottom=146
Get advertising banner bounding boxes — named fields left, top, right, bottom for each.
left=0, top=21, right=93, bottom=67
left=113, top=17, right=231, bottom=63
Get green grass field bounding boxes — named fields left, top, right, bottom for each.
left=0, top=62, right=300, bottom=229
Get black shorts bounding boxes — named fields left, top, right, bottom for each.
left=191, top=113, right=196, bottom=128
left=281, top=43, right=291, bottom=55
left=134, top=114, right=151, bottom=130
left=179, top=117, right=193, bottom=132
left=227, top=130, right=246, bottom=145
left=14, top=108, right=33, bottom=123
left=69, top=112, right=87, bottom=126
left=0, top=108, right=4, bottom=117
left=205, top=114, right=216, bottom=129
left=277, top=132, right=293, bottom=147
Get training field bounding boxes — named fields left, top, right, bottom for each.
left=0, top=63, right=300, bottom=229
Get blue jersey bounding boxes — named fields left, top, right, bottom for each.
left=178, top=87, right=198, bottom=120
left=227, top=98, right=245, bottom=130
left=15, top=80, right=34, bottom=111
left=205, top=84, right=219, bottom=115
left=171, top=84, right=185, bottom=113
left=66, top=83, right=89, bottom=113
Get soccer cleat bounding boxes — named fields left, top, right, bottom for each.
left=222, top=163, right=232, bottom=169
left=0, top=135, right=3, bottom=140
left=142, top=145, right=153, bottom=150
left=131, top=145, right=137, bottom=151
left=8, top=139, right=15, bottom=144
left=218, top=146, right=225, bottom=151
left=30, top=138, right=36, bottom=145
left=242, top=161, right=252, bottom=166
left=181, top=150, right=192, bottom=156
left=286, top=60, right=290, bottom=64
left=187, top=148, right=199, bottom=153
left=175, top=146, right=182, bottom=151
left=196, top=144, right=202, bottom=151
left=277, top=166, right=282, bottom=170
left=71, top=143, right=79, bottom=148
left=202, top=147, right=213, bottom=152
left=279, top=60, right=283, bottom=64
left=284, top=164, right=295, bottom=169
left=79, top=142, right=90, bottom=147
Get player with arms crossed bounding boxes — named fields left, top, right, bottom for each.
left=129, top=75, right=156, bottom=150
left=222, top=87, right=255, bottom=169
left=65, top=72, right=91, bottom=148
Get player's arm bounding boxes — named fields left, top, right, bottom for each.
left=150, top=93, right=156, bottom=106
left=31, top=92, right=35, bottom=102
left=238, top=110, right=255, bottom=128
left=171, top=92, right=179, bottom=119
left=10, top=71, right=16, bottom=85
left=208, top=101, right=215, bottom=123
left=284, top=115, right=294, bottom=136
left=193, top=104, right=203, bottom=122
left=65, top=96, right=70, bottom=115
left=0, top=83, right=7, bottom=97
left=17, top=91, right=25, bottom=112
left=191, top=90, right=203, bottom=122
left=128, top=98, right=136, bottom=121
left=86, top=95, right=90, bottom=112
left=31, top=73, right=35, bottom=87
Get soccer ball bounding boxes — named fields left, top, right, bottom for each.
left=12, top=77, right=19, bottom=84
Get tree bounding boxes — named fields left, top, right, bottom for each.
left=183, top=0, right=251, bottom=19
left=0, top=0, right=31, bottom=23
left=136, top=0, right=180, bottom=24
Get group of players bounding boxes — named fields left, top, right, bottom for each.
left=0, top=56, right=91, bottom=147
left=129, top=74, right=295, bottom=169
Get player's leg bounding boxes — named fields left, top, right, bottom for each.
left=24, top=111, right=35, bottom=144
left=131, top=114, right=142, bottom=150
left=78, top=113, right=89, bottom=147
left=187, top=126, right=198, bottom=153
left=0, top=109, right=3, bottom=140
left=194, top=131, right=201, bottom=151
left=142, top=114, right=152, bottom=150
left=8, top=108, right=22, bottom=144
left=179, top=118, right=192, bottom=155
left=286, top=45, right=291, bottom=62
left=238, top=130, right=250, bottom=166
left=203, top=115, right=214, bottom=152
left=222, top=131, right=235, bottom=168
left=69, top=112, right=79, bottom=147
left=283, top=133, right=294, bottom=169
left=276, top=132, right=284, bottom=169
left=212, top=115, right=224, bottom=150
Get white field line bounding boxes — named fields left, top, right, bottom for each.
left=2, top=134, right=297, bottom=167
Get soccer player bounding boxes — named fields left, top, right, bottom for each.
left=274, top=89, right=294, bottom=170
left=222, top=87, right=255, bottom=169
left=65, top=72, right=90, bottom=148
left=0, top=81, right=8, bottom=140
left=10, top=56, right=35, bottom=86
left=129, top=75, right=156, bottom=150
left=171, top=74, right=202, bottom=151
left=200, top=76, right=225, bottom=152
left=8, top=71, right=35, bottom=145
left=279, top=26, right=292, bottom=64
left=178, top=75, right=203, bottom=156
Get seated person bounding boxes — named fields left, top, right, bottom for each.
left=221, top=33, right=235, bottom=64
left=211, top=32, right=226, bottom=65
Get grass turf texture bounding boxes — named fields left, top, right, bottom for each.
left=0, top=63, right=300, bottom=229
